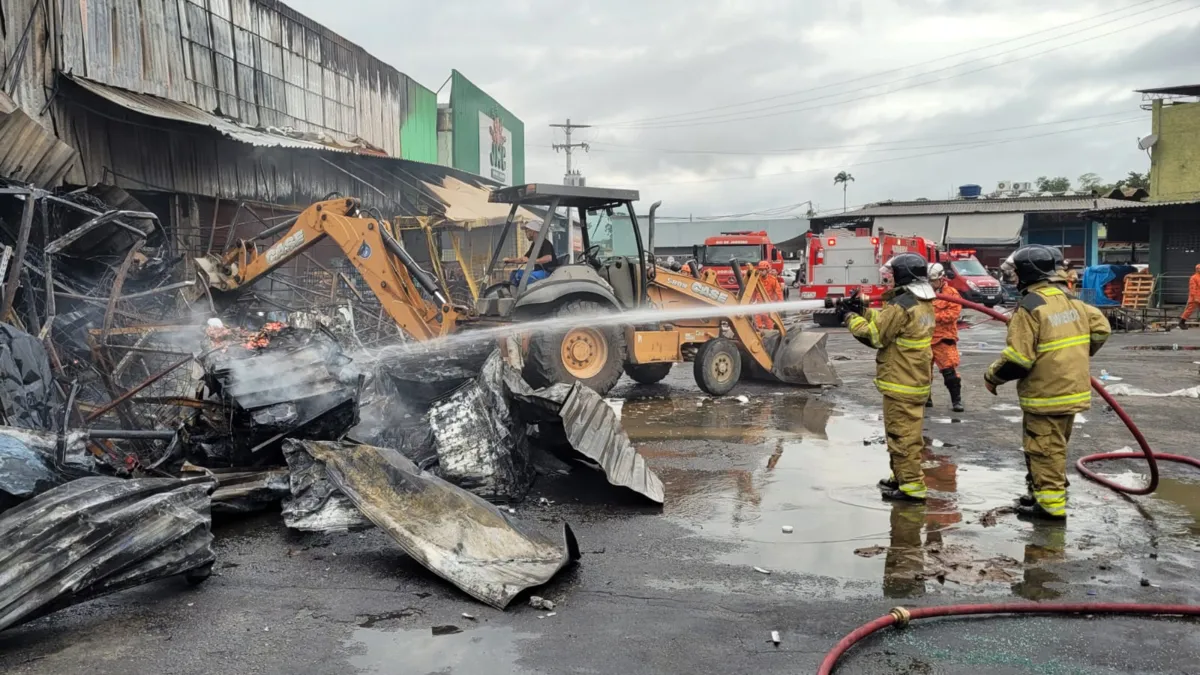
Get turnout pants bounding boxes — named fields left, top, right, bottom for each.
left=882, top=396, right=927, bottom=498
left=1182, top=300, right=1200, bottom=321
left=1022, top=412, right=1074, bottom=517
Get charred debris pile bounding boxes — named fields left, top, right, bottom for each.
left=0, top=180, right=662, bottom=628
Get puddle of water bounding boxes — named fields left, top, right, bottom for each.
left=345, top=625, right=536, bottom=674
left=619, top=392, right=833, bottom=443
left=1149, top=477, right=1200, bottom=536
left=648, top=404, right=1173, bottom=599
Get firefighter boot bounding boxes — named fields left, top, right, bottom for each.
left=941, top=367, right=964, bottom=413
left=1181, top=317, right=1189, bottom=330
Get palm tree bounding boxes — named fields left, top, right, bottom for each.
left=834, top=171, right=855, bottom=212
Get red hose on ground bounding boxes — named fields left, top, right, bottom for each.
left=942, top=293, right=1200, bottom=495
left=819, top=294, right=1200, bottom=674
left=817, top=602, right=1200, bottom=674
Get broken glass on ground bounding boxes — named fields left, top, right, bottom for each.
left=292, top=439, right=579, bottom=609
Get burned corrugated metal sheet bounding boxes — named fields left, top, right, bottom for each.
left=549, top=384, right=665, bottom=504
left=427, top=351, right=535, bottom=501
left=0, top=476, right=215, bottom=631
left=0, top=102, right=74, bottom=187
left=295, top=439, right=579, bottom=609
left=57, top=0, right=415, bottom=157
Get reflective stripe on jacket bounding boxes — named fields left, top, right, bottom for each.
left=847, top=289, right=935, bottom=404
left=985, top=281, right=1112, bottom=414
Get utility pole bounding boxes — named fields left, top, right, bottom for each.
left=550, top=118, right=590, bottom=186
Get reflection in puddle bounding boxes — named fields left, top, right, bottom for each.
left=345, top=625, right=536, bottom=674
left=633, top=393, right=1197, bottom=600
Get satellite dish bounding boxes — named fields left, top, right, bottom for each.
left=1138, top=134, right=1159, bottom=151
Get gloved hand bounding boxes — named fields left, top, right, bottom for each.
left=833, top=290, right=865, bottom=324
left=984, top=377, right=998, bottom=395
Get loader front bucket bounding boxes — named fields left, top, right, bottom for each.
left=755, top=329, right=839, bottom=386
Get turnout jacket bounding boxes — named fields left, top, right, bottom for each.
left=985, top=281, right=1111, bottom=414
left=847, top=288, right=935, bottom=404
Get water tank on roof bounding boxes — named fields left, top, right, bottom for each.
left=958, top=184, right=982, bottom=199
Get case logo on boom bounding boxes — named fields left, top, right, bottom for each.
left=265, top=231, right=305, bottom=264
left=691, top=281, right=729, bottom=303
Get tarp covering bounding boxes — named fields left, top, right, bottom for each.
left=1082, top=264, right=1137, bottom=307
left=294, top=439, right=578, bottom=609
left=0, top=324, right=59, bottom=431
left=0, top=477, right=215, bottom=631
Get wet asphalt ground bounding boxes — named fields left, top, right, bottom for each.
left=3, top=312, right=1200, bottom=673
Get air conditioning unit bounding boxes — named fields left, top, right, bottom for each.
left=997, top=181, right=1013, bottom=192
left=1015, top=181, right=1033, bottom=192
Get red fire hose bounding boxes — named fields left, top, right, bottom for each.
left=819, top=294, right=1200, bottom=674
left=818, top=603, right=1200, bottom=675
left=947, top=293, right=1200, bottom=495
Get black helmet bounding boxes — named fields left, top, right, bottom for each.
left=883, top=253, right=928, bottom=287
left=1003, top=245, right=1058, bottom=289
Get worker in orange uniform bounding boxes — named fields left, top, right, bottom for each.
left=754, top=261, right=784, bottom=329
left=927, top=263, right=964, bottom=412
left=1180, top=263, right=1200, bottom=330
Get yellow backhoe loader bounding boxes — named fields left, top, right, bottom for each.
left=195, top=184, right=835, bottom=396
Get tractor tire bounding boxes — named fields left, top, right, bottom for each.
left=624, top=362, right=672, bottom=385
left=523, top=299, right=627, bottom=395
left=813, top=308, right=842, bottom=328
left=693, top=338, right=742, bottom=396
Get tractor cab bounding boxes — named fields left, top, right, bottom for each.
left=478, top=184, right=658, bottom=318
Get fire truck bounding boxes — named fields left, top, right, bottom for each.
left=938, top=248, right=1003, bottom=307
left=800, top=228, right=939, bottom=327
left=695, top=231, right=785, bottom=291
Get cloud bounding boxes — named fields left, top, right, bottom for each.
left=287, top=0, right=1200, bottom=216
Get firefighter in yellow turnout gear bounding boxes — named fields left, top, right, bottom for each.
left=985, top=245, right=1111, bottom=520
left=845, top=253, right=937, bottom=502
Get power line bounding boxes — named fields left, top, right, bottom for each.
left=550, top=119, right=591, bottom=185
left=600, top=0, right=1168, bottom=128
left=607, top=0, right=1197, bottom=130
left=582, top=110, right=1140, bottom=156
left=636, top=117, right=1143, bottom=186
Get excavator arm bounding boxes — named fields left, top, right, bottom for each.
left=195, top=197, right=458, bottom=340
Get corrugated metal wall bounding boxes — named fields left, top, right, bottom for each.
left=57, top=82, right=496, bottom=219
left=449, top=70, right=525, bottom=184
left=56, top=0, right=412, bottom=157
left=0, top=0, right=55, bottom=129
left=400, top=80, right=437, bottom=163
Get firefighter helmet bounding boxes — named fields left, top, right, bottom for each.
left=882, top=253, right=928, bottom=287
left=928, top=262, right=946, bottom=282
left=1002, top=245, right=1058, bottom=290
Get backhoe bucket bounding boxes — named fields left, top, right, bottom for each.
left=747, top=329, right=838, bottom=386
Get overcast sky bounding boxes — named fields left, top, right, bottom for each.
left=288, top=0, right=1199, bottom=218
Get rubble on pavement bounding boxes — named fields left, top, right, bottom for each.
left=0, top=178, right=666, bottom=619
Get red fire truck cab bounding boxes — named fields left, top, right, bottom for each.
left=695, top=231, right=785, bottom=291
left=938, top=249, right=1002, bottom=307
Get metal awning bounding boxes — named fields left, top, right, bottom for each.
left=945, top=213, right=1025, bottom=246
left=875, top=215, right=947, bottom=243
left=67, top=75, right=363, bottom=153
left=421, top=177, right=538, bottom=229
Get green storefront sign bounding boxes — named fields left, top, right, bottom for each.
left=449, top=70, right=525, bottom=185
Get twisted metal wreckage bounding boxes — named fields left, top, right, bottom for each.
left=0, top=180, right=663, bottom=629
